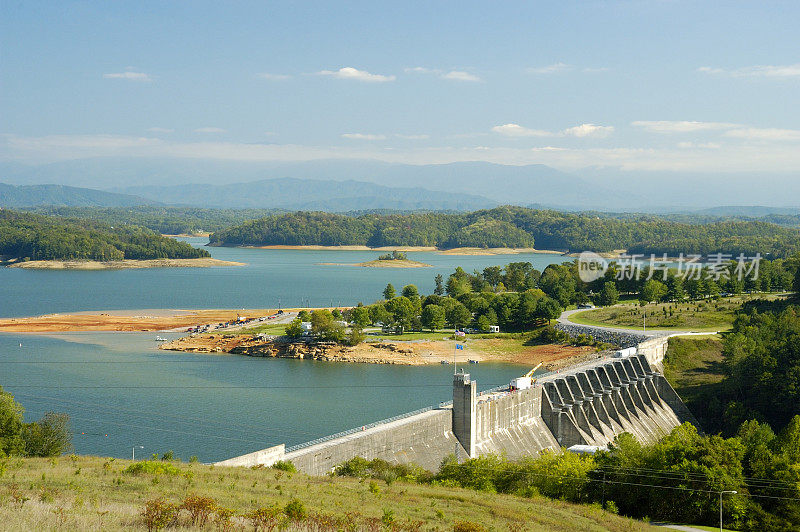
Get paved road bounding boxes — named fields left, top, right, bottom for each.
left=652, top=523, right=722, bottom=532
left=558, top=308, right=718, bottom=337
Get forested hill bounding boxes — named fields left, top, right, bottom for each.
left=0, top=210, right=209, bottom=261
left=0, top=182, right=155, bottom=208
left=209, top=206, right=800, bottom=257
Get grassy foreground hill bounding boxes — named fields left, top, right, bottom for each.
left=0, top=456, right=653, bottom=531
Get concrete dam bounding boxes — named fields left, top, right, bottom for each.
left=217, top=336, right=697, bottom=475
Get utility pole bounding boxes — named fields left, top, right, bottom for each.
left=720, top=490, right=737, bottom=531
left=132, top=445, right=143, bottom=461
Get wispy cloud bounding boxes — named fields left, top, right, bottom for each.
left=562, top=124, right=614, bottom=138
left=395, top=134, right=430, bottom=140
left=631, top=120, right=740, bottom=133
left=527, top=62, right=572, bottom=74
left=194, top=127, right=226, bottom=133
left=724, top=128, right=800, bottom=141
left=317, top=67, right=395, bottom=82
left=147, top=127, right=174, bottom=133
left=405, top=67, right=481, bottom=82
left=698, top=63, right=800, bottom=78
left=492, top=123, right=614, bottom=138
left=491, top=123, right=552, bottom=137
left=342, top=133, right=387, bottom=140
left=8, top=133, right=800, bottom=172
left=440, top=70, right=481, bottom=82
left=103, top=71, right=152, bottom=82
left=257, top=73, right=292, bottom=81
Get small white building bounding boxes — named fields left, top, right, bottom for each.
left=488, top=325, right=500, bottom=333
left=300, top=322, right=313, bottom=335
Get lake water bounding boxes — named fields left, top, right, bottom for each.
left=0, top=240, right=568, bottom=461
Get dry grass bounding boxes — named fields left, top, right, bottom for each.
left=0, top=455, right=659, bottom=531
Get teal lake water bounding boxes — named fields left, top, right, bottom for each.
left=0, top=240, right=568, bottom=461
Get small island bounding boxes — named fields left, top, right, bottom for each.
left=320, top=250, right=432, bottom=268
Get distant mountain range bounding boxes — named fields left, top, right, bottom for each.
left=0, top=183, right=156, bottom=208
left=2, top=157, right=799, bottom=212
left=115, top=178, right=496, bottom=211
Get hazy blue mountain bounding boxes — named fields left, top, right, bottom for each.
left=688, top=205, right=800, bottom=217
left=0, top=158, right=635, bottom=209
left=5, top=157, right=800, bottom=211
left=117, top=178, right=496, bottom=211
left=0, top=183, right=156, bottom=208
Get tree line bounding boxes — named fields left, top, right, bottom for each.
left=0, top=386, right=72, bottom=457
left=208, top=206, right=800, bottom=257
left=0, top=210, right=210, bottom=261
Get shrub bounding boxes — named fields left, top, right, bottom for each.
left=124, top=460, right=181, bottom=476
left=453, top=521, right=486, bottom=532
left=142, top=498, right=180, bottom=531
left=181, top=495, right=216, bottom=526
left=247, top=505, right=283, bottom=531
left=284, top=498, right=307, bottom=521
left=271, top=460, right=296, bottom=472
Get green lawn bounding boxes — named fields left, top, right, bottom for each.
left=568, top=299, right=744, bottom=332
left=0, top=456, right=659, bottom=531
left=663, top=335, right=726, bottom=430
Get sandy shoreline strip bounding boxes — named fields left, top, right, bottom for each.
left=7, top=258, right=245, bottom=270
left=0, top=308, right=284, bottom=333
left=248, top=245, right=564, bottom=255
left=318, top=259, right=432, bottom=268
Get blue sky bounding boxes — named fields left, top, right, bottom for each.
left=2, top=0, right=799, bottom=172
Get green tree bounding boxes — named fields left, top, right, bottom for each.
left=639, top=279, right=667, bottom=304
left=434, top=274, right=445, bottom=296
left=446, top=301, right=472, bottom=329
left=0, top=386, right=25, bottom=457
left=401, top=284, right=420, bottom=300
left=310, top=309, right=334, bottom=335
left=666, top=275, right=686, bottom=301
left=386, top=297, right=415, bottom=328
left=383, top=283, right=396, bottom=300
left=421, top=304, right=446, bottom=331
left=349, top=306, right=371, bottom=328
left=285, top=318, right=304, bottom=338
left=22, top=412, right=72, bottom=457
left=596, top=281, right=619, bottom=306
left=368, top=304, right=391, bottom=325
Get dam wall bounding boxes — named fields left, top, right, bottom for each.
left=216, top=341, right=696, bottom=475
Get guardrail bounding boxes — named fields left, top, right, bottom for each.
left=284, top=405, right=440, bottom=453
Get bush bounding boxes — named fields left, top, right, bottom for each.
left=453, top=521, right=486, bottom=532
left=247, top=505, right=283, bottom=530
left=272, top=460, right=296, bottom=472
left=142, top=498, right=180, bottom=531
left=22, top=412, right=72, bottom=457
left=181, top=495, right=216, bottom=527
left=284, top=498, right=306, bottom=521
left=124, top=461, right=181, bottom=476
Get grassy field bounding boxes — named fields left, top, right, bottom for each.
left=568, top=298, right=745, bottom=332
left=662, top=335, right=726, bottom=429
left=0, top=456, right=656, bottom=531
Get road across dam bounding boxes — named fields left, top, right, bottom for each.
left=216, top=336, right=696, bottom=475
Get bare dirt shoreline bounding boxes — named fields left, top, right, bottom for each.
left=7, top=258, right=244, bottom=270
left=249, top=245, right=565, bottom=256
left=160, top=333, right=599, bottom=368
left=0, top=308, right=280, bottom=333
left=318, top=259, right=432, bottom=268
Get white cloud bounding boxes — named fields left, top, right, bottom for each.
left=527, top=62, right=572, bottom=74
left=194, top=127, right=226, bottom=133
left=441, top=70, right=481, bottom=82
left=562, top=123, right=614, bottom=138
left=342, top=133, right=387, bottom=140
left=677, top=141, right=721, bottom=149
left=7, top=132, right=800, bottom=172
left=103, top=71, right=152, bottom=82
left=395, top=134, right=430, bottom=140
left=491, top=123, right=552, bottom=137
left=631, top=120, right=740, bottom=133
left=257, top=73, right=291, bottom=81
left=698, top=63, right=800, bottom=78
left=317, top=67, right=395, bottom=82
left=147, top=127, right=174, bottom=133
left=724, top=128, right=800, bottom=141
left=405, top=67, right=435, bottom=74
